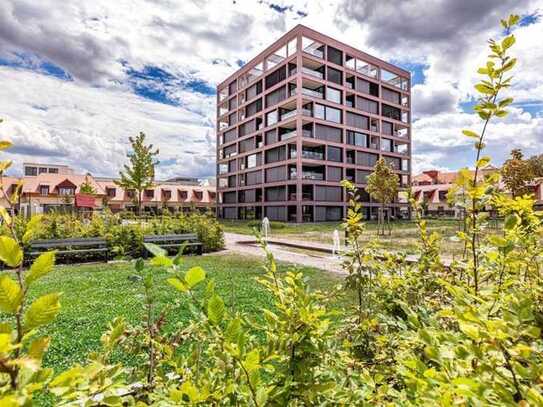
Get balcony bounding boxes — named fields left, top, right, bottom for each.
left=302, top=129, right=313, bottom=138
left=305, top=48, right=324, bottom=59
left=302, top=108, right=312, bottom=117
left=301, top=150, right=324, bottom=160
left=281, top=130, right=297, bottom=140
left=301, top=87, right=324, bottom=99
left=301, top=67, right=323, bottom=79
left=281, top=110, right=297, bottom=121
left=302, top=171, right=324, bottom=180
left=394, top=145, right=409, bottom=155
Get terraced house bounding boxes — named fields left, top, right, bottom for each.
left=216, top=25, right=411, bottom=222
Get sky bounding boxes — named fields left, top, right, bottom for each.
left=0, top=0, right=542, bottom=180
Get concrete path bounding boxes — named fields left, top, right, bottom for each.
left=223, top=233, right=345, bottom=274
left=222, top=232, right=453, bottom=273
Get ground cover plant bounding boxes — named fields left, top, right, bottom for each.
left=0, top=14, right=542, bottom=406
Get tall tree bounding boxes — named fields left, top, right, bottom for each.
left=79, top=175, right=96, bottom=194
left=115, top=132, right=159, bottom=215
left=501, top=148, right=534, bottom=197
left=366, top=158, right=399, bottom=235
left=527, top=153, right=543, bottom=178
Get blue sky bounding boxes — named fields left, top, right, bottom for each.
left=0, top=0, right=542, bottom=179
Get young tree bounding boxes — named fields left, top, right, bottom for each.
left=79, top=175, right=96, bottom=194
left=366, top=158, right=399, bottom=235
left=115, top=132, right=159, bottom=216
left=501, top=148, right=534, bottom=197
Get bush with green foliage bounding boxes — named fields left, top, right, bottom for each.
left=1, top=14, right=541, bottom=406
left=3, top=211, right=224, bottom=258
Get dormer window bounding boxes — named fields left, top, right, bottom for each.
left=39, top=185, right=49, bottom=196
left=58, top=187, right=74, bottom=196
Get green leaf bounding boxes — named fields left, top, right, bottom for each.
left=185, top=266, right=206, bottom=289
left=243, top=349, right=260, bottom=372
left=28, top=336, right=50, bottom=360
left=225, top=317, right=242, bottom=343
left=24, top=293, right=61, bottom=332
left=462, top=130, right=479, bottom=139
left=207, top=294, right=225, bottom=325
left=167, top=277, right=188, bottom=293
left=474, top=83, right=494, bottom=95
left=0, top=276, right=22, bottom=314
left=0, top=207, right=11, bottom=227
left=501, top=35, right=515, bottom=50
left=143, top=242, right=167, bottom=257
left=149, top=255, right=173, bottom=267
left=504, top=214, right=520, bottom=230
left=0, top=236, right=23, bottom=267
left=476, top=156, right=491, bottom=168
left=25, top=251, right=55, bottom=286
left=22, top=215, right=44, bottom=244
left=459, top=322, right=480, bottom=340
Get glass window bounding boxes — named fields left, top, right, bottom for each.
left=327, top=46, right=343, bottom=66
left=266, top=110, right=278, bottom=126
left=326, top=106, right=341, bottom=123
left=315, top=104, right=341, bottom=123
left=247, top=154, right=257, bottom=169
left=25, top=166, right=37, bottom=176
left=326, top=87, right=341, bottom=104
left=314, top=104, right=325, bottom=120
left=327, top=146, right=343, bottom=162
left=327, top=67, right=342, bottom=84
left=58, top=187, right=74, bottom=196
left=381, top=68, right=409, bottom=89
left=381, top=138, right=392, bottom=152
left=346, top=131, right=368, bottom=147
left=218, top=163, right=228, bottom=174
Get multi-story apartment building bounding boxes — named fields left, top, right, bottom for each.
left=216, top=25, right=411, bottom=222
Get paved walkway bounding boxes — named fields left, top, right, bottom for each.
left=222, top=233, right=453, bottom=274
left=223, top=233, right=345, bottom=274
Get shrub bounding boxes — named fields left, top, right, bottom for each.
left=12, top=211, right=224, bottom=260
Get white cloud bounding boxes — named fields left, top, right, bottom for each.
left=0, top=0, right=542, bottom=180
left=0, top=68, right=215, bottom=179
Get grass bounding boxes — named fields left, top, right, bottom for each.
left=10, top=253, right=349, bottom=373
left=221, top=218, right=469, bottom=258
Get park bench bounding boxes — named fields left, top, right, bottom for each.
left=27, top=237, right=109, bottom=263
left=143, top=233, right=203, bottom=256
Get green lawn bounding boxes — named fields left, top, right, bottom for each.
left=221, top=218, right=467, bottom=258
left=12, top=253, right=348, bottom=373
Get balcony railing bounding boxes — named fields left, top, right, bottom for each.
left=302, top=172, right=324, bottom=180
left=302, top=129, right=313, bottom=138
left=304, top=48, right=324, bottom=59
left=281, top=130, right=297, bottom=140
left=281, top=110, right=297, bottom=121
left=301, top=88, right=324, bottom=99
left=301, top=151, right=324, bottom=160
left=301, top=67, right=323, bottom=79
left=302, top=108, right=312, bottom=117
